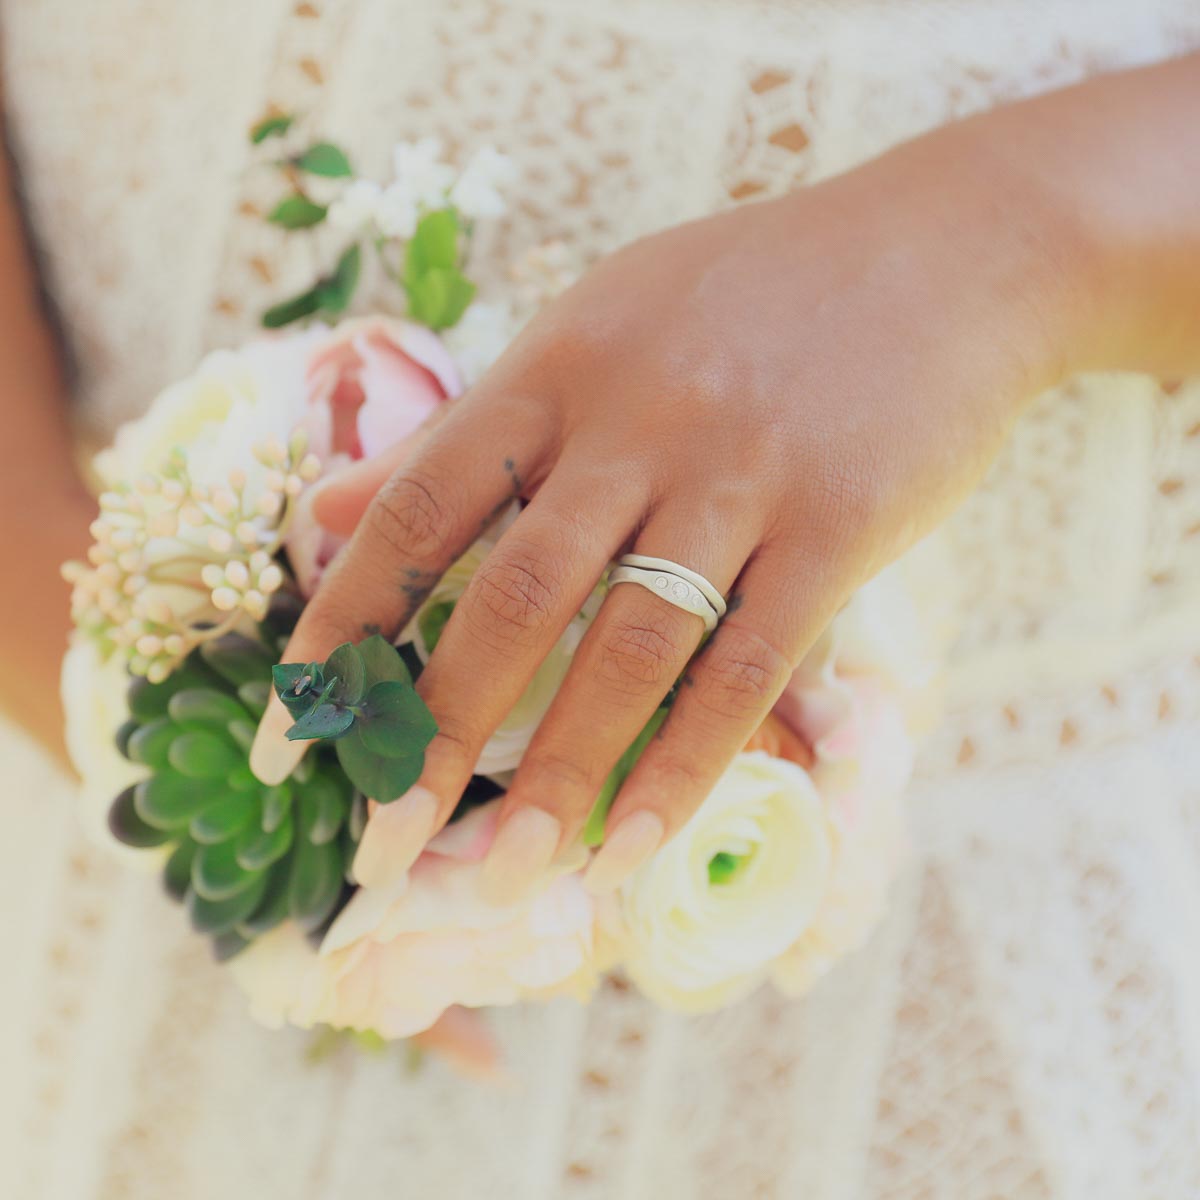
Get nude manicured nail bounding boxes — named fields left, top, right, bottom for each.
left=480, top=808, right=563, bottom=905
left=584, top=811, right=664, bottom=895
left=248, top=696, right=308, bottom=785
left=353, top=786, right=439, bottom=887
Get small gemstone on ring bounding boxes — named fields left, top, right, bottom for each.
left=654, top=576, right=668, bottom=589
left=671, top=581, right=688, bottom=599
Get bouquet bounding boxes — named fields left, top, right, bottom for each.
left=61, top=120, right=947, bottom=1051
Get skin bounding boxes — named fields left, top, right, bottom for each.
left=248, top=52, right=1200, bottom=900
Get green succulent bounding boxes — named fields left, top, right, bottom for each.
left=108, top=630, right=365, bottom=961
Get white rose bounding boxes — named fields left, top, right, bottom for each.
left=94, top=330, right=323, bottom=489
left=401, top=505, right=604, bottom=775
left=60, top=637, right=150, bottom=864
left=614, top=751, right=832, bottom=1012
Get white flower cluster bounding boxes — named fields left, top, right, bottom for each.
left=328, top=138, right=517, bottom=239
left=63, top=433, right=319, bottom=683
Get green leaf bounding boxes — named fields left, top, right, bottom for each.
left=406, top=267, right=475, bottom=331
left=707, top=851, right=746, bottom=886
left=316, top=243, right=361, bottom=316
left=250, top=112, right=294, bottom=144
left=261, top=784, right=293, bottom=833
left=127, top=663, right=221, bottom=722
left=297, top=774, right=348, bottom=845
left=335, top=723, right=425, bottom=802
left=294, top=141, right=352, bottom=178
left=289, top=837, right=344, bottom=931
left=404, top=209, right=461, bottom=282
left=584, top=707, right=669, bottom=846
left=234, top=813, right=294, bottom=871
left=108, top=785, right=171, bottom=848
left=268, top=193, right=327, bottom=229
left=357, top=680, right=438, bottom=757
left=163, top=839, right=198, bottom=900
left=168, top=689, right=248, bottom=731
left=417, top=599, right=455, bottom=654
left=227, top=719, right=257, bottom=754
left=236, top=867, right=291, bottom=938
left=115, top=718, right=139, bottom=760
left=358, top=634, right=411, bottom=687
left=213, top=930, right=251, bottom=962
left=134, top=772, right=210, bottom=831
left=201, top=634, right=276, bottom=689
left=187, top=871, right=268, bottom=935
left=325, top=643, right=366, bottom=705
left=192, top=839, right=261, bottom=901
left=189, top=793, right=258, bottom=844
left=286, top=703, right=354, bottom=741
left=228, top=763, right=260, bottom=792
left=168, top=730, right=241, bottom=780
left=127, top=718, right=177, bottom=770
left=237, top=680, right=272, bottom=718
left=262, top=286, right=322, bottom=329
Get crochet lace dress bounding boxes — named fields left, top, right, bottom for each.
left=2, top=2, right=1200, bottom=1197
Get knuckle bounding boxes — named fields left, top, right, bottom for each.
left=464, top=546, right=559, bottom=646
left=697, top=624, right=792, bottom=720
left=367, top=471, right=454, bottom=564
left=517, top=747, right=597, bottom=797
left=597, top=611, right=687, bottom=693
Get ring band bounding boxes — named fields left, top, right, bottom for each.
left=609, top=557, right=725, bottom=633
left=616, top=553, right=728, bottom=619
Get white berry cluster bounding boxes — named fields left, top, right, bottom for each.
left=63, top=432, right=320, bottom=682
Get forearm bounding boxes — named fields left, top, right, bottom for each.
left=0, top=115, right=91, bottom=760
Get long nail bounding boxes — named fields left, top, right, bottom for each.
left=352, top=786, right=439, bottom=887
left=249, top=696, right=308, bottom=785
left=479, top=808, right=562, bottom=906
left=584, top=811, right=664, bottom=895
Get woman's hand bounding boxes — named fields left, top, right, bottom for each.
left=251, top=53, right=1200, bottom=899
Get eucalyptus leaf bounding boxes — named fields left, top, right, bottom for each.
left=250, top=112, right=294, bottom=144
left=358, top=634, right=410, bottom=687
left=335, top=723, right=425, bottom=802
left=286, top=703, right=355, bottom=742
left=268, top=193, right=327, bottom=229
left=325, top=643, right=366, bottom=705
left=294, top=141, right=352, bottom=178
left=358, top=680, right=438, bottom=757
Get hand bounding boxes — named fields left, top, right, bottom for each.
left=252, top=54, right=1200, bottom=900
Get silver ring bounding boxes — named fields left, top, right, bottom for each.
left=609, top=558, right=724, bottom=633
left=617, top=554, right=727, bottom=618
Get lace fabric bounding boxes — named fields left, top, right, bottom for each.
left=2, top=0, right=1200, bottom=1196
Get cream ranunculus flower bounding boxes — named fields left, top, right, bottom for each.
left=60, top=637, right=151, bottom=864
left=613, top=751, right=832, bottom=1013
left=401, top=506, right=605, bottom=775
left=94, top=328, right=325, bottom=489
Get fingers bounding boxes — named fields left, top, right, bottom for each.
left=479, top=516, right=749, bottom=903
left=249, top=396, right=547, bottom=785
left=583, top=545, right=849, bottom=894
left=382, top=464, right=647, bottom=878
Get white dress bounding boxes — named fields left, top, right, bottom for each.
left=2, top=2, right=1200, bottom=1197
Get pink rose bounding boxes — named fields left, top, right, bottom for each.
left=286, top=317, right=463, bottom=594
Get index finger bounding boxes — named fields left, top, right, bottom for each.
left=249, top=396, right=548, bottom=785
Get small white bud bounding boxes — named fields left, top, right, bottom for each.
left=288, top=428, right=309, bottom=459
left=236, top=521, right=259, bottom=547
left=87, top=544, right=113, bottom=566
left=135, top=634, right=164, bottom=657
left=264, top=469, right=287, bottom=492
left=99, top=491, right=124, bottom=511
left=249, top=550, right=271, bottom=573
left=190, top=484, right=211, bottom=503
left=211, top=586, right=240, bottom=612
left=284, top=474, right=304, bottom=497
left=180, top=503, right=205, bottom=527
left=145, top=600, right=173, bottom=625
left=208, top=529, right=234, bottom=555
left=163, top=634, right=186, bottom=657
left=146, top=661, right=170, bottom=684
left=96, top=562, right=122, bottom=587
left=110, top=528, right=136, bottom=550
left=123, top=575, right=148, bottom=597
left=147, top=511, right=178, bottom=538
left=257, top=563, right=284, bottom=594
left=211, top=488, right=237, bottom=516
left=129, top=654, right=150, bottom=677
left=161, top=479, right=186, bottom=503
left=200, top=563, right=226, bottom=589
left=298, top=454, right=322, bottom=482
left=242, top=589, right=267, bottom=620
left=224, top=560, right=250, bottom=589
left=89, top=518, right=110, bottom=541
left=117, top=550, right=143, bottom=573
left=136, top=474, right=160, bottom=495
left=228, top=468, right=247, bottom=492
left=262, top=437, right=288, bottom=465
left=256, top=492, right=283, bottom=518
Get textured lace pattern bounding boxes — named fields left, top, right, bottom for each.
left=2, top=1, right=1200, bottom=1196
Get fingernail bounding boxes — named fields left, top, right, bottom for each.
left=352, top=786, right=439, bottom=887
left=249, top=697, right=308, bottom=785
left=479, top=808, right=562, bottom=906
left=584, top=811, right=664, bottom=895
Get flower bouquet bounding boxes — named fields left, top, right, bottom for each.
left=62, top=122, right=946, bottom=1053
